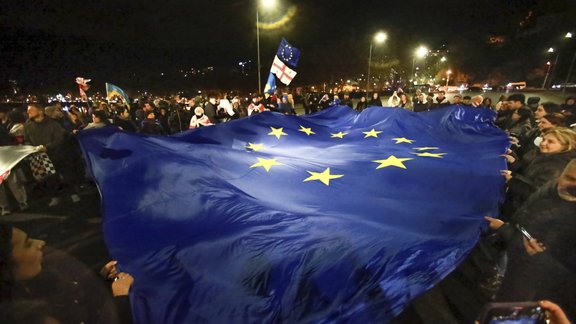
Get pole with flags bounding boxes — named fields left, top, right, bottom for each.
left=268, top=38, right=301, bottom=87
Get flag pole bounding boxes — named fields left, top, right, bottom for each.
left=256, top=10, right=262, bottom=94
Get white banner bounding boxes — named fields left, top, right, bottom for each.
left=0, top=146, right=38, bottom=184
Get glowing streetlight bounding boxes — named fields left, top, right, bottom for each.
left=256, top=0, right=277, bottom=93
left=440, top=56, right=447, bottom=62
left=546, top=47, right=560, bottom=90
left=564, top=32, right=575, bottom=93
left=543, top=61, right=552, bottom=88
left=374, top=32, right=387, bottom=43
left=367, top=32, right=387, bottom=92
left=411, top=45, right=428, bottom=79
left=416, top=46, right=429, bottom=58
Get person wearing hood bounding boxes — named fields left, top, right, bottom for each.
left=189, top=107, right=213, bottom=129
left=413, top=92, right=428, bottom=112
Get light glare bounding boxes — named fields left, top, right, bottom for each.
left=415, top=46, right=428, bottom=58
left=374, top=32, right=387, bottom=43
left=261, top=0, right=277, bottom=8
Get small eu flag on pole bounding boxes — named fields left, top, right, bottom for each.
left=276, top=38, right=300, bottom=68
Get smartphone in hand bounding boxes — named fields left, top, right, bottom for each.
left=516, top=224, right=535, bottom=241
left=478, top=302, right=546, bottom=324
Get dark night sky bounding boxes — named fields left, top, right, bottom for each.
left=0, top=0, right=574, bottom=93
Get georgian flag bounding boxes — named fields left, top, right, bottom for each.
left=270, top=55, right=297, bottom=86
left=76, top=77, right=91, bottom=99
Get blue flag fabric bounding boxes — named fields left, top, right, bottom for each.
left=105, top=82, right=131, bottom=106
left=264, top=72, right=277, bottom=97
left=78, top=106, right=508, bottom=323
left=276, top=37, right=300, bottom=67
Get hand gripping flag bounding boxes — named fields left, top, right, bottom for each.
left=270, top=55, right=297, bottom=86
left=276, top=38, right=300, bottom=68
left=263, top=72, right=277, bottom=98
left=78, top=105, right=509, bottom=323
left=105, top=83, right=131, bottom=107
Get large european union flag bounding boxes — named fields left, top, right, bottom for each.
left=78, top=106, right=508, bottom=323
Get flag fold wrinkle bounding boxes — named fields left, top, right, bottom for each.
left=78, top=106, right=508, bottom=323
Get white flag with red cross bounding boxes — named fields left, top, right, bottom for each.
left=270, top=55, right=297, bottom=86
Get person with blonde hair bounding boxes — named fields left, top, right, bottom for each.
left=501, top=127, right=576, bottom=218
left=471, top=95, right=483, bottom=107
left=399, top=93, right=413, bottom=111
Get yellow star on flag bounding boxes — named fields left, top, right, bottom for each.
left=392, top=137, right=415, bottom=144
left=245, top=143, right=264, bottom=151
left=412, top=152, right=446, bottom=158
left=250, top=158, right=282, bottom=172
left=298, top=126, right=316, bottom=136
left=303, top=167, right=344, bottom=186
left=414, top=147, right=439, bottom=151
left=268, top=127, right=287, bottom=139
left=372, top=155, right=414, bottom=169
left=363, top=129, right=382, bottom=138
left=330, top=132, right=348, bottom=139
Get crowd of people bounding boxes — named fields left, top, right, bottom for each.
left=0, top=89, right=575, bottom=323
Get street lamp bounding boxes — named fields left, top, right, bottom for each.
left=563, top=32, right=575, bottom=93
left=542, top=61, right=552, bottom=89
left=446, top=69, right=452, bottom=87
left=256, top=0, right=277, bottom=93
left=367, top=32, right=387, bottom=92
left=411, top=45, right=428, bottom=81
left=547, top=47, right=560, bottom=89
